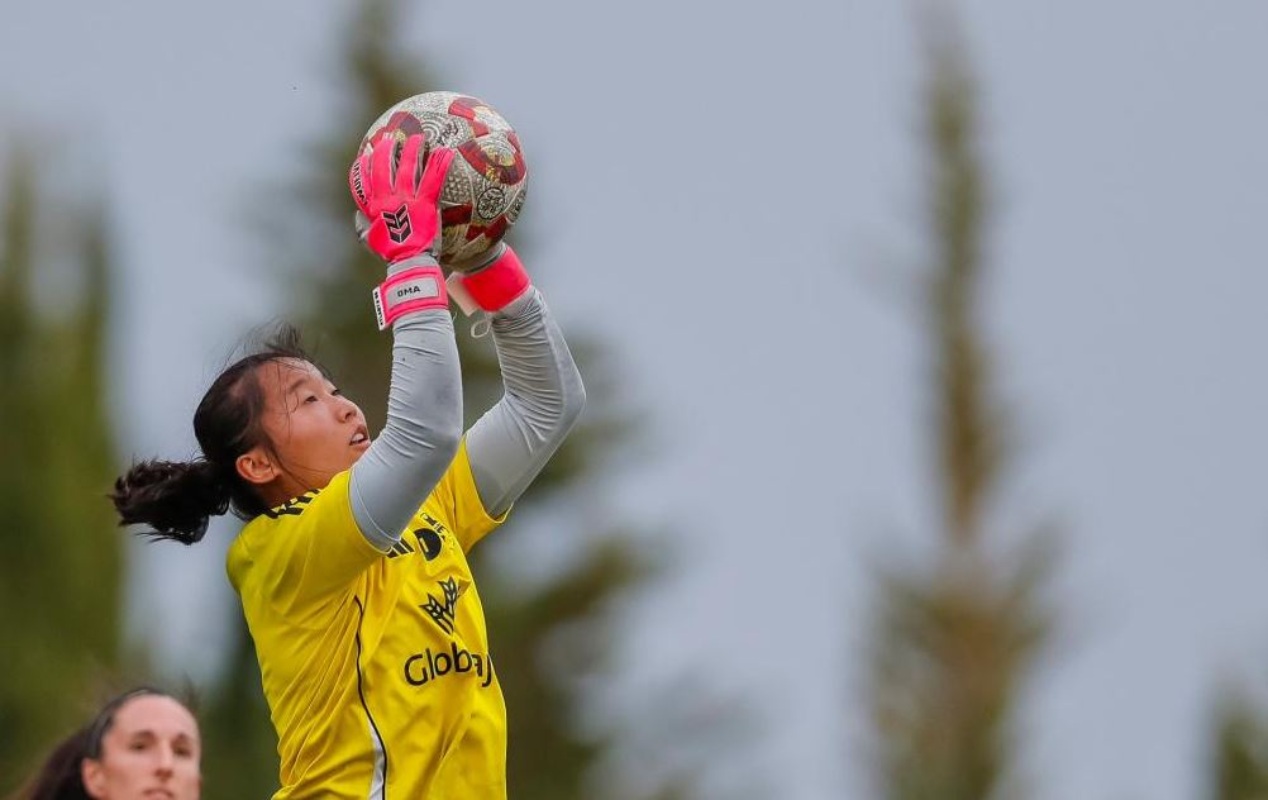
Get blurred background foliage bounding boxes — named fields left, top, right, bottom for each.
left=0, top=150, right=123, bottom=786
left=863, top=13, right=1054, bottom=800
left=1208, top=686, right=1268, bottom=800
left=2, top=1, right=1267, bottom=798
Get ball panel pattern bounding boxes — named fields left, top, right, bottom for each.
left=359, top=92, right=528, bottom=266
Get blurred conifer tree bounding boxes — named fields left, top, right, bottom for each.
left=863, top=9, right=1055, bottom=800
left=1209, top=687, right=1268, bottom=800
left=0, top=148, right=122, bottom=791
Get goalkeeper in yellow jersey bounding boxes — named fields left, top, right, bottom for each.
left=112, top=133, right=585, bottom=799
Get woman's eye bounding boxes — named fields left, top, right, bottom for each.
left=304, top=395, right=318, bottom=404
left=331, top=388, right=343, bottom=397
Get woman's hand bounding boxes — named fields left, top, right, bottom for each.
left=349, top=133, right=455, bottom=266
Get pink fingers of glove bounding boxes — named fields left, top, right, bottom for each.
left=349, top=133, right=456, bottom=265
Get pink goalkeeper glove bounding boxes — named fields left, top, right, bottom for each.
left=349, top=133, right=455, bottom=266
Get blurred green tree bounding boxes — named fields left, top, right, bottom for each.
left=862, top=9, right=1056, bottom=800
left=0, top=149, right=122, bottom=791
left=195, top=1, right=737, bottom=798
left=1209, top=686, right=1268, bottom=800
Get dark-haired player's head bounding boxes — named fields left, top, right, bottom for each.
left=111, top=326, right=370, bottom=544
left=18, top=687, right=201, bottom=800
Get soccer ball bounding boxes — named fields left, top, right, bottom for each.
left=356, top=91, right=528, bottom=268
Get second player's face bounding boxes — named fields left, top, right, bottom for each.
left=255, top=358, right=371, bottom=498
left=80, top=695, right=202, bottom=800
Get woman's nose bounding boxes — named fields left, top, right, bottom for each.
left=337, top=396, right=359, bottom=421
left=154, top=746, right=175, bottom=776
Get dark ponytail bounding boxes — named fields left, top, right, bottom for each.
left=111, top=324, right=316, bottom=544
left=111, top=459, right=230, bottom=544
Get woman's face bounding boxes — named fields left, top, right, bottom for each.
left=81, top=694, right=201, bottom=800
left=239, top=358, right=370, bottom=503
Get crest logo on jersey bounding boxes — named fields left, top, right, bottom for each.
left=420, top=577, right=461, bottom=635
left=415, top=527, right=443, bottom=560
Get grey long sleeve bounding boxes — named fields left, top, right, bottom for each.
left=465, top=287, right=586, bottom=518
left=348, top=308, right=463, bottom=551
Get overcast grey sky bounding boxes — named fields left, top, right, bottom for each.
left=3, top=1, right=1268, bottom=798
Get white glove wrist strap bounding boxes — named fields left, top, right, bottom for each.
left=373, top=263, right=448, bottom=330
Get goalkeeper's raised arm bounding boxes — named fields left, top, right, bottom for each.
left=456, top=241, right=587, bottom=525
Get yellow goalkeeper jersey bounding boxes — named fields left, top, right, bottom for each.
left=226, top=440, right=508, bottom=799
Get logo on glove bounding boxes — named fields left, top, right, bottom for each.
left=349, top=162, right=367, bottom=207
left=384, top=204, right=412, bottom=244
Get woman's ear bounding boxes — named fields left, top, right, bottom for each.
left=81, top=757, right=105, bottom=798
left=236, top=446, right=280, bottom=487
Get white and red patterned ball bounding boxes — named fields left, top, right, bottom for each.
left=356, top=91, right=528, bottom=268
